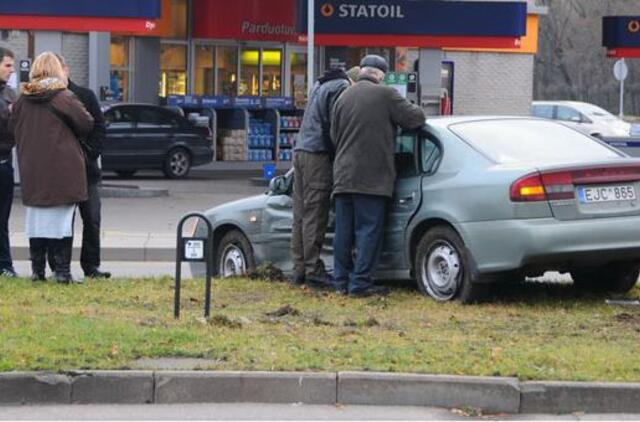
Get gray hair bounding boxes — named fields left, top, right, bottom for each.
left=359, top=66, right=385, bottom=82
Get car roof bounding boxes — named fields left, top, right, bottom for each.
left=531, top=101, right=594, bottom=108
left=425, top=115, right=545, bottom=130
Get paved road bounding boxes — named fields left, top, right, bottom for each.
left=2, top=403, right=636, bottom=420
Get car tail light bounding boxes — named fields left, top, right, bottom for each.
left=510, top=165, right=640, bottom=202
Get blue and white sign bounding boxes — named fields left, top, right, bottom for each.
left=298, top=0, right=527, bottom=37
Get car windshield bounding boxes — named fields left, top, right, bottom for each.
left=450, top=119, right=622, bottom=164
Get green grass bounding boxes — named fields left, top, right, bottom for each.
left=1, top=276, right=640, bottom=381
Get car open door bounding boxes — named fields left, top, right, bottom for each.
left=377, top=130, right=425, bottom=277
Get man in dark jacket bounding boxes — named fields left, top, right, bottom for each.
left=0, top=46, right=16, bottom=278
left=290, top=67, right=354, bottom=287
left=331, top=55, right=425, bottom=297
left=58, top=55, right=111, bottom=279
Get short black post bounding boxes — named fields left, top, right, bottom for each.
left=174, top=212, right=214, bottom=319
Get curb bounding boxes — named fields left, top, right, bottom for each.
left=11, top=245, right=175, bottom=263
left=13, top=185, right=169, bottom=199
left=2, top=371, right=640, bottom=413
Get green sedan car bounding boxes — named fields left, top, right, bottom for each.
left=192, top=116, right=640, bottom=302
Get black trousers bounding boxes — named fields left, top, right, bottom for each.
left=79, top=182, right=101, bottom=274
left=0, top=160, right=14, bottom=272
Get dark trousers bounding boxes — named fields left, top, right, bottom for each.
left=0, top=160, right=14, bottom=271
left=79, top=182, right=101, bottom=274
left=291, top=151, right=332, bottom=282
left=31, top=237, right=72, bottom=275
left=333, top=193, right=387, bottom=294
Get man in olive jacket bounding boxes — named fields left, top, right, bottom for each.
left=330, top=55, right=425, bottom=297
left=291, top=67, right=353, bottom=287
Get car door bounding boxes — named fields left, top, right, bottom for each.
left=132, top=106, right=177, bottom=167
left=102, top=106, right=137, bottom=170
left=377, top=131, right=424, bottom=275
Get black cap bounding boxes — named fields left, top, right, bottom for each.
left=360, top=54, right=389, bottom=74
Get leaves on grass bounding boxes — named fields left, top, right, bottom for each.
left=614, top=312, right=640, bottom=324
left=364, top=317, right=379, bottom=327
left=207, top=314, right=243, bottom=329
left=266, top=305, right=300, bottom=317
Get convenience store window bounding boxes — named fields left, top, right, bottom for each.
left=240, top=48, right=260, bottom=96
left=194, top=45, right=214, bottom=96
left=290, top=51, right=307, bottom=108
left=110, top=36, right=132, bottom=102
left=160, top=43, right=188, bottom=97
left=217, top=46, right=239, bottom=96
left=262, top=49, right=282, bottom=97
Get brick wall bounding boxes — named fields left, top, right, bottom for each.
left=442, top=51, right=534, bottom=116
left=61, top=33, right=89, bottom=88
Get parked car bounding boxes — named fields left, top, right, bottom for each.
left=102, top=104, right=213, bottom=178
left=532, top=101, right=631, bottom=137
left=192, top=117, right=640, bottom=303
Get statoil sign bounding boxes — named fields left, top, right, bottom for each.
left=300, top=0, right=527, bottom=37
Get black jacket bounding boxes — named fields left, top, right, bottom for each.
left=295, top=69, right=350, bottom=155
left=0, top=81, right=17, bottom=160
left=68, top=80, right=105, bottom=183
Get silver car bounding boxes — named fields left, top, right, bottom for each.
left=193, top=117, right=640, bottom=302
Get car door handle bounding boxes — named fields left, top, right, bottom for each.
left=397, top=193, right=415, bottom=205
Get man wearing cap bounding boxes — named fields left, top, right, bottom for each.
left=290, top=66, right=357, bottom=288
left=330, top=55, right=425, bottom=297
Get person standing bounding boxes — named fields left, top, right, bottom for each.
left=57, top=54, right=111, bottom=279
left=330, top=55, right=425, bottom=297
left=0, top=46, right=16, bottom=278
left=9, top=52, right=94, bottom=283
left=290, top=66, right=355, bottom=287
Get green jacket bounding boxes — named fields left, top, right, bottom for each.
left=331, top=76, right=425, bottom=198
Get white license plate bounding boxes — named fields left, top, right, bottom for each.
left=577, top=185, right=636, bottom=203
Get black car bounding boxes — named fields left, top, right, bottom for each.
left=102, top=104, right=214, bottom=178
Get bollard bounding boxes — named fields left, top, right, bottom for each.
left=175, top=212, right=214, bottom=319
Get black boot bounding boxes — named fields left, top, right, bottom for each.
left=29, top=238, right=47, bottom=282
left=52, top=238, right=77, bottom=284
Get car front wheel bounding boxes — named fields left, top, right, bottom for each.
left=414, top=226, right=488, bottom=303
left=214, top=230, right=256, bottom=277
left=571, top=264, right=639, bottom=293
left=164, top=148, right=191, bottom=179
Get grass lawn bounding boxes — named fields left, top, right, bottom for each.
left=1, top=275, right=640, bottom=381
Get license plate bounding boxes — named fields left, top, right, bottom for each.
left=577, top=185, right=636, bottom=203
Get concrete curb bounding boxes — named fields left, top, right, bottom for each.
left=13, top=185, right=169, bottom=199
left=1, top=371, right=640, bottom=413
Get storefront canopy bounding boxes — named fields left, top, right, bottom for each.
left=297, top=0, right=528, bottom=48
left=0, top=0, right=160, bottom=33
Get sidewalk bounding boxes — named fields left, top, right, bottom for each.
left=9, top=230, right=175, bottom=262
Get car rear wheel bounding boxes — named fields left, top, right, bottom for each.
left=214, top=230, right=256, bottom=278
left=571, top=264, right=639, bottom=293
left=163, top=148, right=191, bottom=179
left=414, top=226, right=488, bottom=303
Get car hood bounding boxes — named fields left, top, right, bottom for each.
left=203, top=194, right=270, bottom=222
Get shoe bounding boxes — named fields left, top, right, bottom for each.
left=306, top=273, right=334, bottom=290
left=85, top=269, right=111, bottom=279
left=0, top=268, right=18, bottom=278
left=31, top=272, right=46, bottom=282
left=55, top=272, right=74, bottom=284
left=349, top=285, right=390, bottom=298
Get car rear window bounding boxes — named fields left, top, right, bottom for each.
left=450, top=119, right=622, bottom=164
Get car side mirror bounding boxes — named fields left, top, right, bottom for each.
left=269, top=175, right=289, bottom=195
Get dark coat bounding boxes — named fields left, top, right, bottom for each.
left=330, top=76, right=425, bottom=198
left=9, top=78, right=94, bottom=206
left=0, top=81, right=17, bottom=159
left=68, top=80, right=105, bottom=184
left=295, top=69, right=350, bottom=155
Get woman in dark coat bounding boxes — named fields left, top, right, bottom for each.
left=9, top=51, right=94, bottom=283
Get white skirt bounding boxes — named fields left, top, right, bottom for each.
left=25, top=205, right=76, bottom=239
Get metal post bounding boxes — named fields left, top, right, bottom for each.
left=174, top=233, right=183, bottom=319
left=619, top=67, right=625, bottom=118
left=307, top=0, right=315, bottom=96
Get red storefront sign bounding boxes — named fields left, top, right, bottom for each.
left=192, top=0, right=300, bottom=42
left=0, top=15, right=157, bottom=33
